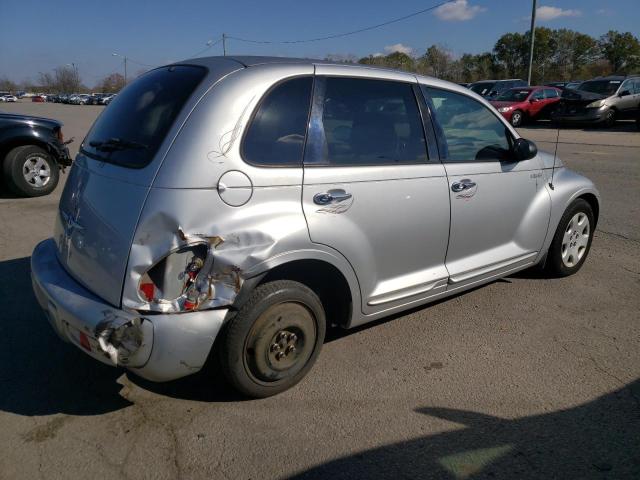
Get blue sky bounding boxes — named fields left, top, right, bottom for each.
left=1, top=0, right=638, bottom=86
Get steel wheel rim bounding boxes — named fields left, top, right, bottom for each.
left=22, top=154, right=51, bottom=188
left=243, top=302, right=317, bottom=385
left=561, top=212, right=590, bottom=268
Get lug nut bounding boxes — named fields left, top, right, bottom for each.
left=270, top=343, right=281, bottom=352
left=288, top=333, right=297, bottom=343
left=285, top=345, right=296, bottom=355
left=275, top=352, right=285, bottom=361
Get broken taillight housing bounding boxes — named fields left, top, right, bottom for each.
left=138, top=244, right=209, bottom=311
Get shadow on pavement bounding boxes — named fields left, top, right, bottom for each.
left=291, top=379, right=640, bottom=479
left=0, top=256, right=132, bottom=416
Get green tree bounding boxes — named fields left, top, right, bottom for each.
left=418, top=45, right=452, bottom=79
left=493, top=32, right=527, bottom=78
left=599, top=31, right=640, bottom=72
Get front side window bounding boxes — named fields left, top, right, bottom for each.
left=531, top=90, right=544, bottom=100
left=423, top=87, right=512, bottom=162
left=543, top=88, right=559, bottom=98
left=243, top=76, right=313, bottom=166
left=307, top=77, right=427, bottom=166
left=496, top=89, right=531, bottom=102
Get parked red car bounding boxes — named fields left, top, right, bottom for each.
left=31, top=95, right=46, bottom=102
left=490, top=86, right=561, bottom=126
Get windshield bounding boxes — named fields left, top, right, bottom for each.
left=470, top=82, right=495, bottom=96
left=579, top=80, right=621, bottom=95
left=495, top=89, right=531, bottom=102
left=81, top=65, right=206, bottom=168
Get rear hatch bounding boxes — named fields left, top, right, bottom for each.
left=54, top=64, right=215, bottom=306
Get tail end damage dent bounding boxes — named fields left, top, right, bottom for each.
left=31, top=239, right=229, bottom=381
left=94, top=313, right=153, bottom=367
left=122, top=187, right=311, bottom=313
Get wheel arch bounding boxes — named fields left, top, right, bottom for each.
left=577, top=192, right=599, bottom=229
left=235, top=252, right=361, bottom=329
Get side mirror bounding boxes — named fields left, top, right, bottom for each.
left=618, top=89, right=631, bottom=97
left=513, top=138, right=537, bottom=161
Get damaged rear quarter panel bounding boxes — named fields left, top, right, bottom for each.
left=122, top=63, right=362, bottom=321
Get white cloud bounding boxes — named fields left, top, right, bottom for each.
left=434, top=0, right=486, bottom=21
left=384, top=43, right=413, bottom=55
left=536, top=5, right=581, bottom=21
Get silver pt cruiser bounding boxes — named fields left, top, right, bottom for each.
left=31, top=56, right=600, bottom=397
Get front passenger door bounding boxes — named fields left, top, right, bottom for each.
left=422, top=86, right=551, bottom=291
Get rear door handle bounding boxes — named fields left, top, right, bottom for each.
left=313, top=189, right=352, bottom=205
left=451, top=179, right=476, bottom=192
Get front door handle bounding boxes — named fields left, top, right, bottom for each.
left=451, top=179, right=476, bottom=192
left=313, top=189, right=352, bottom=205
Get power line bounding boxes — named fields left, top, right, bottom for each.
left=190, top=36, right=224, bottom=58
left=227, top=0, right=455, bottom=44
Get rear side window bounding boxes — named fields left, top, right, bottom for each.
left=531, top=90, right=544, bottom=100
left=306, top=77, right=427, bottom=166
left=242, top=77, right=313, bottom=166
left=543, top=88, right=559, bottom=98
left=423, top=87, right=511, bottom=162
left=82, top=66, right=206, bottom=168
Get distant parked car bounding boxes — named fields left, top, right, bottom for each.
left=31, top=95, right=46, bottom=102
left=545, top=81, right=581, bottom=90
left=469, top=79, right=528, bottom=99
left=0, top=112, right=72, bottom=196
left=2, top=95, right=18, bottom=102
left=103, top=93, right=117, bottom=105
left=552, top=75, right=640, bottom=127
left=490, top=86, right=562, bottom=127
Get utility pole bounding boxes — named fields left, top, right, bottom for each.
left=112, top=53, right=128, bottom=85
left=527, top=0, right=537, bottom=86
left=222, top=33, right=227, bottom=56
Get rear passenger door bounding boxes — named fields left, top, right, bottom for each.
left=302, top=68, right=450, bottom=315
left=422, top=86, right=551, bottom=291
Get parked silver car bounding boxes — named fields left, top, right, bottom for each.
left=553, top=75, right=640, bottom=126
left=31, top=56, right=600, bottom=397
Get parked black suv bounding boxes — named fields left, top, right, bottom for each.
left=469, top=79, right=528, bottom=98
left=0, top=113, right=72, bottom=196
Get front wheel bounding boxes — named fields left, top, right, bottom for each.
left=218, top=280, right=326, bottom=398
left=3, top=145, right=59, bottom=197
left=603, top=109, right=616, bottom=128
left=510, top=110, right=524, bottom=127
left=546, top=199, right=595, bottom=277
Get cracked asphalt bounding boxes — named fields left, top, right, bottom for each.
left=0, top=102, right=638, bottom=479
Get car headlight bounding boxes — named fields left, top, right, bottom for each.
left=586, top=99, right=605, bottom=108
left=498, top=106, right=513, bottom=113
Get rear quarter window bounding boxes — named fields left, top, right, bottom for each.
left=242, top=76, right=313, bottom=167
left=81, top=65, right=206, bottom=168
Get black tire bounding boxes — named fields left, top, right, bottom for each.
left=546, top=199, right=595, bottom=277
left=603, top=109, right=616, bottom=128
left=219, top=280, right=326, bottom=398
left=2, top=145, right=59, bottom=197
left=511, top=110, right=524, bottom=127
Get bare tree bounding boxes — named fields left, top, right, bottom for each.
left=95, top=73, right=126, bottom=93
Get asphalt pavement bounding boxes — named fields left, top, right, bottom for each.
left=0, top=101, right=638, bottom=479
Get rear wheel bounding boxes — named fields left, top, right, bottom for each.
left=510, top=110, right=524, bottom=127
left=546, top=199, right=594, bottom=277
left=2, top=145, right=59, bottom=197
left=219, top=280, right=326, bottom=398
